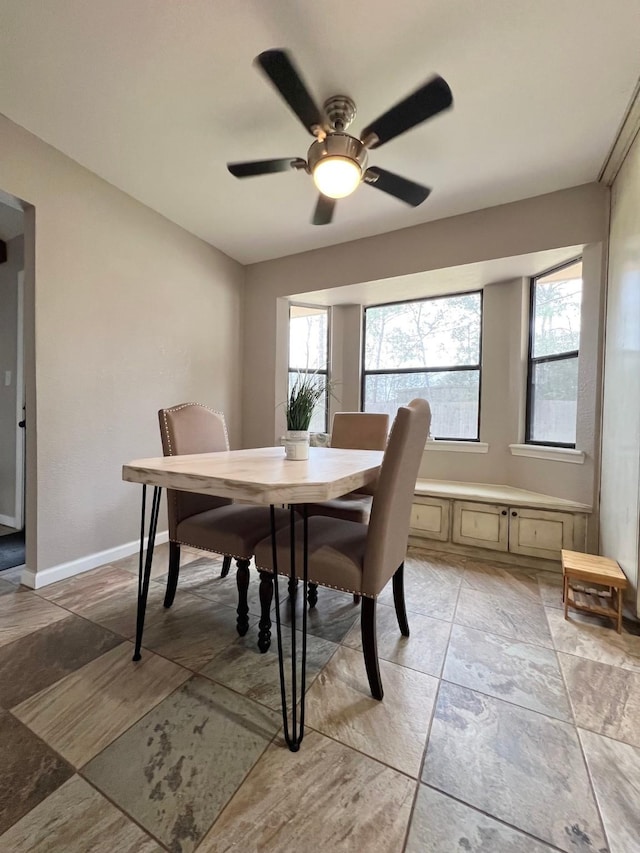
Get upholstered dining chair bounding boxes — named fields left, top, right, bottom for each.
left=158, top=402, right=288, bottom=649
left=255, top=398, right=431, bottom=700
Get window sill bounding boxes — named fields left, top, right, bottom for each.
left=509, top=444, right=585, bottom=464
left=424, top=440, right=489, bottom=454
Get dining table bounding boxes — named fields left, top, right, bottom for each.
left=122, top=445, right=383, bottom=751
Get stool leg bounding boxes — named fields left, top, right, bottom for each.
left=563, top=575, right=569, bottom=621
left=617, top=587, right=623, bottom=634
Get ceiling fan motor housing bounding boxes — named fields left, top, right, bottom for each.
left=307, top=132, right=368, bottom=176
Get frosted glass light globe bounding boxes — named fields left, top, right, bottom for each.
left=312, top=156, right=362, bottom=199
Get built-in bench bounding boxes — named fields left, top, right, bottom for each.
left=409, top=479, right=592, bottom=569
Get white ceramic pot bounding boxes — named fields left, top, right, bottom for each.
left=284, top=429, right=310, bottom=460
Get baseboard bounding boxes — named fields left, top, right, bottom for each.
left=21, top=530, right=169, bottom=589
left=0, top=513, right=17, bottom=529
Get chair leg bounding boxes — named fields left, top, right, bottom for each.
left=288, top=576, right=299, bottom=598
left=163, top=542, right=181, bottom=608
left=235, top=558, right=250, bottom=637
left=353, top=594, right=361, bottom=605
left=392, top=562, right=410, bottom=637
left=258, top=570, right=273, bottom=653
left=307, top=582, right=318, bottom=608
left=220, top=555, right=232, bottom=578
left=361, top=597, right=383, bottom=700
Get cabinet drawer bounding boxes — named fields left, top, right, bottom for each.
left=452, top=501, right=509, bottom=551
left=509, top=508, right=574, bottom=559
left=410, top=497, right=450, bottom=541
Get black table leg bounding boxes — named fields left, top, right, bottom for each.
left=270, top=503, right=308, bottom=751
left=133, top=485, right=162, bottom=662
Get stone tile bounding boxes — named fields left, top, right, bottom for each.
left=378, top=554, right=461, bottom=621
left=443, top=624, right=571, bottom=720
left=13, top=642, right=190, bottom=767
left=537, top=570, right=564, bottom=609
left=0, top=614, right=121, bottom=708
left=579, top=729, right=640, bottom=853
left=0, top=775, right=161, bottom=852
left=84, top=675, right=280, bottom=853
left=547, top=607, right=640, bottom=672
left=462, top=561, right=542, bottom=603
left=277, top=584, right=361, bottom=644
left=0, top=577, right=16, bottom=595
left=559, top=653, right=640, bottom=748
left=0, top=709, right=73, bottom=835
left=200, top=626, right=337, bottom=711
left=140, top=593, right=252, bottom=671
left=112, top=540, right=201, bottom=580
left=306, top=645, right=438, bottom=776
left=198, top=730, right=414, bottom=853
left=406, top=785, right=557, bottom=852
left=455, top=587, right=553, bottom=648
left=37, top=565, right=167, bottom=638
left=342, top=601, right=451, bottom=677
left=0, top=587, right=68, bottom=648
left=422, top=682, right=607, bottom=852
left=0, top=565, right=24, bottom=585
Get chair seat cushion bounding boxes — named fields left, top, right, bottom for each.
left=177, top=505, right=289, bottom=559
left=305, top=492, right=373, bottom=524
left=254, top=516, right=367, bottom=596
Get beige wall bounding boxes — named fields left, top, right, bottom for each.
left=0, top=233, right=23, bottom=521
left=600, top=127, right=640, bottom=614
left=0, top=115, right=244, bottom=581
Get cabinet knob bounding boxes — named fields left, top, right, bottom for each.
left=501, top=510, right=507, bottom=516
left=512, top=511, right=518, bottom=517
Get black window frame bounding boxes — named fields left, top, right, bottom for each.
left=287, top=303, right=331, bottom=433
left=525, top=258, right=582, bottom=448
left=361, top=289, right=484, bottom=442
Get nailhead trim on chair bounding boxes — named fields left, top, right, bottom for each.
left=161, top=402, right=230, bottom=457
left=175, top=538, right=251, bottom=561
left=254, top=563, right=376, bottom=599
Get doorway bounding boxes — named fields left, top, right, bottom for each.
left=0, top=197, right=26, bottom=572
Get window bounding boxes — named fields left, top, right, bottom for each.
left=288, top=304, right=330, bottom=432
left=526, top=259, right=582, bottom=447
left=362, top=291, right=482, bottom=440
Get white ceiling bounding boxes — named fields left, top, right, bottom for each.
left=1, top=0, right=639, bottom=264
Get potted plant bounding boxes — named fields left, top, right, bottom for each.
left=284, top=373, right=325, bottom=460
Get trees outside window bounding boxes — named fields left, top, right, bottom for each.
left=288, top=304, right=329, bottom=432
left=526, top=259, right=582, bottom=446
left=362, top=292, right=482, bottom=440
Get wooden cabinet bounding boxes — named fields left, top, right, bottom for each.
left=409, top=481, right=591, bottom=567
left=410, top=497, right=450, bottom=542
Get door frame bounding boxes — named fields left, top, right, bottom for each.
left=14, top=269, right=25, bottom=530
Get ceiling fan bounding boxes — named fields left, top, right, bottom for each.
left=227, top=49, right=453, bottom=225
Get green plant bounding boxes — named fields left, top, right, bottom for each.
left=286, top=373, right=326, bottom=431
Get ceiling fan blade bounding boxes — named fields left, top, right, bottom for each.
left=312, top=195, right=336, bottom=225
left=227, top=158, right=302, bottom=178
left=365, top=167, right=431, bottom=207
left=360, top=75, right=453, bottom=149
left=256, top=49, right=324, bottom=135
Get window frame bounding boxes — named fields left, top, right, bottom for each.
left=361, top=289, right=484, bottom=442
left=525, top=257, right=582, bottom=449
left=287, top=302, right=331, bottom=433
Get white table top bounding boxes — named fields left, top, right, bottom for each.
left=122, top=446, right=384, bottom=505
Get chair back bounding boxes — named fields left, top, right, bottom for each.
left=362, top=399, right=431, bottom=597
left=158, top=403, right=231, bottom=538
left=331, top=412, right=389, bottom=497
left=330, top=412, right=389, bottom=451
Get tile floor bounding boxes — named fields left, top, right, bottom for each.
left=1, top=545, right=639, bottom=852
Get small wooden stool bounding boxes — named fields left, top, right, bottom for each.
left=561, top=549, right=628, bottom=633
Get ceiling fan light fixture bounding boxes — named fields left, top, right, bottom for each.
left=312, top=156, right=362, bottom=198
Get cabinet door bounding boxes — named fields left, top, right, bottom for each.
left=410, top=497, right=450, bottom=541
left=452, top=501, right=509, bottom=551
left=508, top=508, right=574, bottom=559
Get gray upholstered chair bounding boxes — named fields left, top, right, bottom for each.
left=159, top=403, right=288, bottom=649
left=255, top=398, right=431, bottom=699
